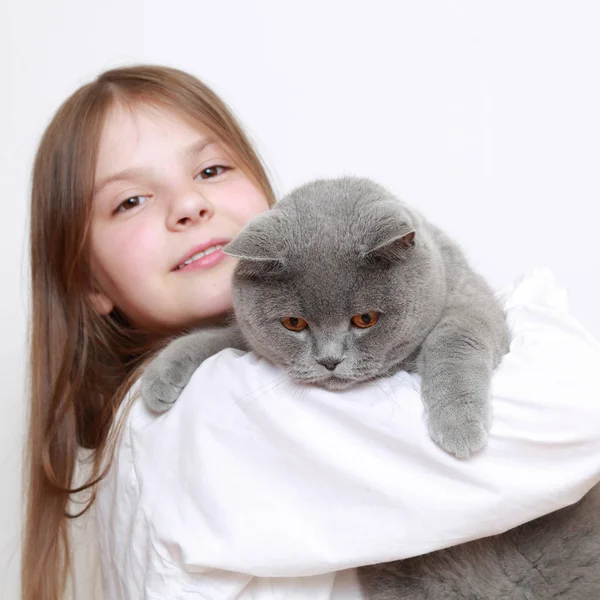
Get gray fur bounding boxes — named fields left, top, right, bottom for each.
left=141, top=177, right=599, bottom=598
left=224, top=177, right=509, bottom=458
left=359, top=482, right=600, bottom=599
left=141, top=327, right=247, bottom=413
left=144, top=177, right=510, bottom=457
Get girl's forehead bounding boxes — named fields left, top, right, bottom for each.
left=95, top=102, right=218, bottom=177
left=99, top=102, right=213, bottom=155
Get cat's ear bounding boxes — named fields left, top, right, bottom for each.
left=364, top=229, right=416, bottom=266
left=224, top=213, right=286, bottom=278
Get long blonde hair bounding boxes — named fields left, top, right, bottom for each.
left=23, top=65, right=275, bottom=600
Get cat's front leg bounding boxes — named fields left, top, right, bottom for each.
left=141, top=326, right=247, bottom=413
left=418, top=317, right=498, bottom=459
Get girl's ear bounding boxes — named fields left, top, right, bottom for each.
left=89, top=290, right=114, bottom=315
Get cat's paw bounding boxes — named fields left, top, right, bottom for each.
left=141, top=354, right=193, bottom=414
left=427, top=403, right=490, bottom=459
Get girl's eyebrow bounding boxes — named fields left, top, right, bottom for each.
left=94, top=138, right=216, bottom=194
left=94, top=166, right=149, bottom=195
left=185, top=138, right=215, bottom=158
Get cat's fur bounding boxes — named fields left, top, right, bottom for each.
left=359, top=482, right=600, bottom=599
left=141, top=177, right=599, bottom=598
left=143, top=176, right=510, bottom=458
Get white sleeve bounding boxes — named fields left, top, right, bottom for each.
left=131, top=269, right=600, bottom=578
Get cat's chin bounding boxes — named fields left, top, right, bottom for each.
left=322, top=378, right=357, bottom=391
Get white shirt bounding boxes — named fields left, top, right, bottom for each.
left=96, top=269, right=600, bottom=599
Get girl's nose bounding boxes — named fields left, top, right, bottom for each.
left=167, top=188, right=215, bottom=230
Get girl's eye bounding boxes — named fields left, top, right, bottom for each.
left=351, top=312, right=380, bottom=329
left=116, top=196, right=149, bottom=213
left=281, top=317, right=309, bottom=332
left=196, top=165, right=228, bottom=180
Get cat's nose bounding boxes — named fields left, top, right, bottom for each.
left=317, top=358, right=343, bottom=371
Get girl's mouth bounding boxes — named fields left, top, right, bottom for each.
left=174, top=245, right=226, bottom=271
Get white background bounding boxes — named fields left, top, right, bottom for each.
left=1, top=1, right=599, bottom=597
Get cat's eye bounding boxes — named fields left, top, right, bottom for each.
left=351, top=312, right=380, bottom=328
left=281, top=317, right=308, bottom=331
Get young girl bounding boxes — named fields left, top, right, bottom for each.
left=24, top=65, right=276, bottom=599
left=23, top=65, right=600, bottom=599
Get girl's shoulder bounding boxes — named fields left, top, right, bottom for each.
left=95, top=379, right=193, bottom=597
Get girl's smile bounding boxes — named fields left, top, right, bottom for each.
left=172, top=239, right=230, bottom=272
left=90, top=102, right=270, bottom=332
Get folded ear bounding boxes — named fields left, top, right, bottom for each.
left=224, top=212, right=286, bottom=278
left=364, top=229, right=416, bottom=266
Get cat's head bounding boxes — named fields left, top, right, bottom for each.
left=224, top=177, right=443, bottom=389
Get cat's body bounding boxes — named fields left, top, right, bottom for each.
left=359, top=482, right=600, bottom=599
left=141, top=177, right=599, bottom=598
left=144, top=177, right=509, bottom=458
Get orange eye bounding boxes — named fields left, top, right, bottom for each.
left=281, top=317, right=309, bottom=331
left=351, top=312, right=380, bottom=328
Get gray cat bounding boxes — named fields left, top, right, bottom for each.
left=143, top=176, right=509, bottom=458
left=142, top=177, right=599, bottom=598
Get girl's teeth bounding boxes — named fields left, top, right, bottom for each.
left=177, top=245, right=223, bottom=269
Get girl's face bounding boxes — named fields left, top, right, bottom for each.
left=90, top=103, right=270, bottom=332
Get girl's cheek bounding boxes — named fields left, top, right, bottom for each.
left=104, top=218, right=161, bottom=282
left=223, top=178, right=270, bottom=226
left=121, top=224, right=160, bottom=272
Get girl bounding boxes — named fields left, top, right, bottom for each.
left=24, top=65, right=275, bottom=599
left=23, top=65, right=600, bottom=599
